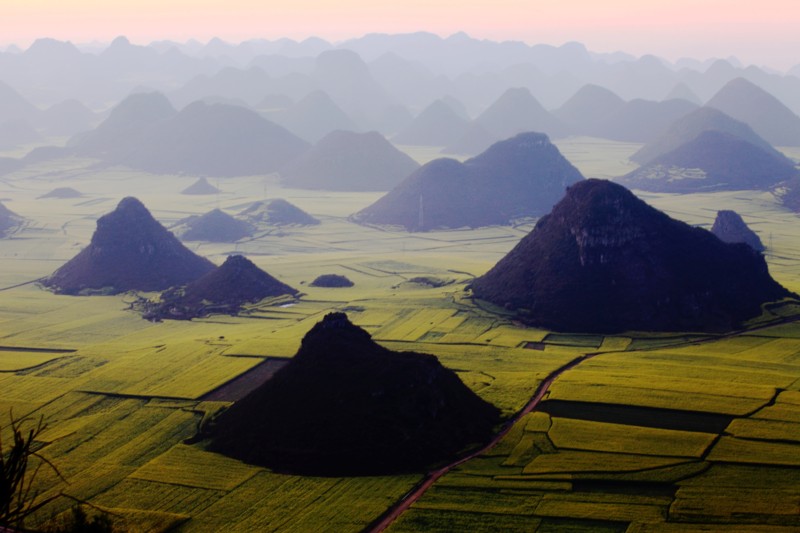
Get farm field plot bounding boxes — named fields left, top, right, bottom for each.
left=0, top=139, right=799, bottom=531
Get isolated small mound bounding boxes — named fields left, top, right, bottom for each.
left=208, top=312, right=499, bottom=474
left=281, top=130, right=420, bottom=191
left=42, top=197, right=215, bottom=295
left=236, top=199, right=319, bottom=226
left=471, top=179, right=791, bottom=333
left=177, top=209, right=254, bottom=242
left=0, top=201, right=23, bottom=237
left=181, top=178, right=220, bottom=195
left=632, top=107, right=787, bottom=165
left=38, top=187, right=82, bottom=199
left=353, top=132, right=583, bottom=231
left=620, top=130, right=799, bottom=193
left=146, top=255, right=297, bottom=320
left=711, top=210, right=765, bottom=251
left=310, top=274, right=353, bottom=287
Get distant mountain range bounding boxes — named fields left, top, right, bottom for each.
left=1, top=33, right=799, bottom=118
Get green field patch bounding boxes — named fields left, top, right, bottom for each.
left=93, top=478, right=225, bottom=516
left=678, top=463, right=800, bottom=489
left=187, top=472, right=418, bottom=532
left=538, top=400, right=733, bottom=433
left=626, top=335, right=710, bottom=350
left=599, top=336, right=632, bottom=351
left=627, top=523, right=800, bottom=533
left=476, top=325, right=549, bottom=347
left=45, top=506, right=189, bottom=533
left=670, top=486, right=800, bottom=526
left=535, top=492, right=668, bottom=523
left=706, top=436, right=800, bottom=466
left=547, top=418, right=716, bottom=457
left=413, top=484, right=542, bottom=515
left=0, top=350, right=70, bottom=371
left=725, top=418, right=800, bottom=442
left=130, top=444, right=261, bottom=491
left=536, top=516, right=629, bottom=532
left=503, top=432, right=556, bottom=467
left=437, top=472, right=571, bottom=492
left=524, top=450, right=692, bottom=475
left=544, top=334, right=605, bottom=348
left=547, top=382, right=774, bottom=416
left=390, top=507, right=542, bottom=533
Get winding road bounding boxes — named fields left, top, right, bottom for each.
left=367, top=352, right=598, bottom=532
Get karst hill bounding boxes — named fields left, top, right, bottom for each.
left=208, top=312, right=499, bottom=475
left=42, top=197, right=215, bottom=294
left=470, top=179, right=791, bottom=333
left=352, top=132, right=584, bottom=230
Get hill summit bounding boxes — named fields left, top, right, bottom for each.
left=144, top=255, right=297, bottom=320
left=42, top=197, right=215, bottom=295
left=471, top=179, right=791, bottom=333
left=353, top=132, right=583, bottom=230
left=208, top=312, right=499, bottom=474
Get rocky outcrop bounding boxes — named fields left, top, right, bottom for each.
left=711, top=210, right=765, bottom=251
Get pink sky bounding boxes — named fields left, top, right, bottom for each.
left=2, top=0, right=798, bottom=69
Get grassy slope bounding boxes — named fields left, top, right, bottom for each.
left=0, top=140, right=797, bottom=531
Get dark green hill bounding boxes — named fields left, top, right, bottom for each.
left=145, top=255, right=297, bottom=320
left=310, top=274, right=354, bottom=287
left=471, top=179, right=791, bottom=333
left=208, top=312, right=499, bottom=474
left=706, top=78, right=800, bottom=146
left=42, top=197, right=215, bottom=295
left=353, top=132, right=583, bottom=231
left=632, top=107, right=787, bottom=165
left=280, top=130, right=419, bottom=191
left=620, top=130, right=798, bottom=192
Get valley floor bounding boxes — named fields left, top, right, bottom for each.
left=0, top=140, right=798, bottom=531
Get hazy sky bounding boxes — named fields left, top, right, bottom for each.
left=3, top=0, right=798, bottom=69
